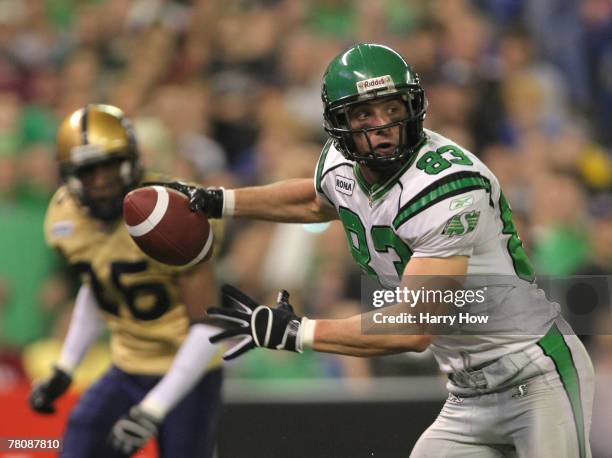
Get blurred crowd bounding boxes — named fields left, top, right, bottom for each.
left=0, top=0, right=610, bottom=440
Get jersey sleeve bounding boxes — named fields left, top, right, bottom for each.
left=313, top=139, right=337, bottom=209
left=44, top=186, right=76, bottom=254
left=394, top=187, right=491, bottom=258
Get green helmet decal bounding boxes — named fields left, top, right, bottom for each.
left=323, top=44, right=419, bottom=106
left=322, top=43, right=427, bottom=170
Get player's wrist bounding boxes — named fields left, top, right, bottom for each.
left=221, top=188, right=235, bottom=217
left=55, top=359, right=76, bottom=376
left=298, top=317, right=317, bottom=351
left=54, top=361, right=76, bottom=377
left=138, top=399, right=166, bottom=423
left=51, top=364, right=72, bottom=382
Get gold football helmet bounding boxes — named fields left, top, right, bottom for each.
left=57, top=104, right=142, bottom=220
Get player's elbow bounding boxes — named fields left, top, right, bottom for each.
left=311, top=193, right=338, bottom=222
left=412, top=334, right=434, bottom=352
left=387, top=334, right=433, bottom=353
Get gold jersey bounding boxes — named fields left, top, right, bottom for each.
left=45, top=179, right=223, bottom=375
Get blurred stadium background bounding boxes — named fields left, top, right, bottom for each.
left=0, top=0, right=610, bottom=457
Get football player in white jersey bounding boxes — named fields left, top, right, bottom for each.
left=164, top=44, right=594, bottom=457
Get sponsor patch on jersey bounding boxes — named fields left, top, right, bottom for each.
left=449, top=194, right=474, bottom=210
left=442, top=210, right=480, bottom=237
left=51, top=220, right=75, bottom=238
left=335, top=175, right=355, bottom=196
left=356, top=75, right=395, bottom=94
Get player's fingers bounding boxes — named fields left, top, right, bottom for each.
left=141, top=181, right=175, bottom=190
left=33, top=403, right=55, bottom=414
left=223, top=336, right=255, bottom=360
left=29, top=392, right=55, bottom=414
left=277, top=302, right=295, bottom=313
left=142, top=181, right=189, bottom=197
left=207, top=306, right=249, bottom=319
left=39, top=404, right=56, bottom=414
left=109, top=427, right=140, bottom=456
left=221, top=284, right=259, bottom=312
left=188, top=195, right=206, bottom=212
left=206, top=308, right=250, bottom=325
left=209, top=327, right=247, bottom=344
left=276, top=289, right=290, bottom=305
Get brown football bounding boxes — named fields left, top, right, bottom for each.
left=123, top=186, right=213, bottom=266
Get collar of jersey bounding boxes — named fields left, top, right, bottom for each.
left=353, top=146, right=419, bottom=202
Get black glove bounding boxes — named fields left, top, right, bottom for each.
left=141, top=181, right=224, bottom=218
left=108, top=405, right=160, bottom=456
left=208, top=285, right=303, bottom=360
left=29, top=366, right=72, bottom=414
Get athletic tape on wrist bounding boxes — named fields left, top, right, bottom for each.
left=299, top=317, right=317, bottom=350
left=222, top=189, right=235, bottom=217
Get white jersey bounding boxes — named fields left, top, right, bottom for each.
left=315, top=129, right=559, bottom=373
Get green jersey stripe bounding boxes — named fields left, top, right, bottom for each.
left=315, top=139, right=333, bottom=194
left=393, top=172, right=492, bottom=229
left=537, top=324, right=586, bottom=458
left=319, top=162, right=353, bottom=207
left=498, top=192, right=535, bottom=282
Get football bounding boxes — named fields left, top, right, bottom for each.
left=123, top=185, right=213, bottom=266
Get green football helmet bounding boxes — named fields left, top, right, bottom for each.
left=322, top=43, right=427, bottom=169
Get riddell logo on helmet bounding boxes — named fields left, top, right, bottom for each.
left=356, top=75, right=395, bottom=94
left=71, top=144, right=105, bottom=164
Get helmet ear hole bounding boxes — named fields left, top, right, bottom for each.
left=67, top=176, right=83, bottom=197
left=339, top=132, right=359, bottom=157
left=119, top=160, right=132, bottom=185
left=331, top=108, right=350, bottom=130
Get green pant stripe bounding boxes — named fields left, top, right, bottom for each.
left=537, top=324, right=586, bottom=458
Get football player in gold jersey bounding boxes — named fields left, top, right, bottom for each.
left=28, top=104, right=224, bottom=458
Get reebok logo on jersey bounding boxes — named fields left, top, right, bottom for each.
left=335, top=176, right=355, bottom=196
left=449, top=195, right=474, bottom=210
left=442, top=210, right=480, bottom=237
left=356, top=75, right=395, bottom=94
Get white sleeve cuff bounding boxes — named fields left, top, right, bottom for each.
left=222, top=189, right=235, bottom=217
left=298, top=318, right=317, bottom=351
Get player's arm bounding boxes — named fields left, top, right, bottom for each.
left=233, top=179, right=337, bottom=222
left=206, top=255, right=467, bottom=359
left=304, top=313, right=432, bottom=357
left=29, top=283, right=106, bottom=414
left=311, top=256, right=468, bottom=356
left=109, top=261, right=221, bottom=455
left=151, top=178, right=338, bottom=223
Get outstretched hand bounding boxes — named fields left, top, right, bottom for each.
left=207, top=285, right=304, bottom=360
left=141, top=181, right=224, bottom=218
